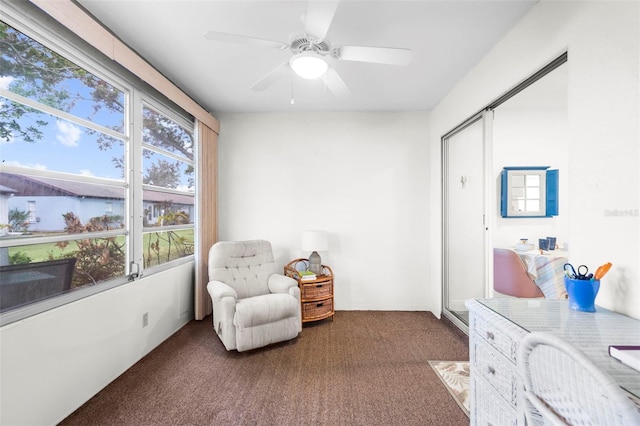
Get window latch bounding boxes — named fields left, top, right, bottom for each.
left=129, top=262, right=140, bottom=281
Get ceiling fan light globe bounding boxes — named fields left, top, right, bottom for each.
left=289, top=52, right=328, bottom=79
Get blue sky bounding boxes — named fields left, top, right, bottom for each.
left=2, top=26, right=193, bottom=190
left=2, top=81, right=192, bottom=189
left=2, top=99, right=124, bottom=180
left=1, top=74, right=125, bottom=180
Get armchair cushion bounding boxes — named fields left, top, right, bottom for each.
left=235, top=293, right=299, bottom=328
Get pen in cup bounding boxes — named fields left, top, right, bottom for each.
left=594, top=262, right=612, bottom=280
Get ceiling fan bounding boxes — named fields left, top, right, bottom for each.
left=203, top=0, right=412, bottom=97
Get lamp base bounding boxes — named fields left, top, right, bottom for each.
left=308, top=251, right=322, bottom=275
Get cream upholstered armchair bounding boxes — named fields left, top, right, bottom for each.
left=207, top=240, right=301, bottom=352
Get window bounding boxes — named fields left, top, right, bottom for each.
left=27, top=201, right=36, bottom=223
left=500, top=167, right=559, bottom=217
left=141, top=103, right=195, bottom=268
left=0, top=17, right=195, bottom=322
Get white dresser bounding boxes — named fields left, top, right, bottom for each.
left=466, top=298, right=640, bottom=425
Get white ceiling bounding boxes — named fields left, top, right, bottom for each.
left=76, top=0, right=537, bottom=115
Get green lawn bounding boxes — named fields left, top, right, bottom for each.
left=8, top=240, right=78, bottom=263
left=8, top=229, right=194, bottom=267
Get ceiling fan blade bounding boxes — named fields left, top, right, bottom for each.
left=304, top=0, right=340, bottom=40
left=250, top=62, right=291, bottom=91
left=203, top=31, right=288, bottom=50
left=323, top=67, right=351, bottom=97
left=337, top=46, right=412, bottom=66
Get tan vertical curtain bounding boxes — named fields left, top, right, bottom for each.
left=195, top=122, right=218, bottom=319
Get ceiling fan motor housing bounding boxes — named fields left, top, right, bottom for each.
left=290, top=35, right=335, bottom=58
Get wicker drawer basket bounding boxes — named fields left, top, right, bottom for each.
left=302, top=282, right=332, bottom=299
left=302, top=298, right=333, bottom=319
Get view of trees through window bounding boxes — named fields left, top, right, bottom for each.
left=0, top=20, right=195, bottom=315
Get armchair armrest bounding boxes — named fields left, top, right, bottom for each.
left=207, top=280, right=238, bottom=302
left=268, top=273, right=298, bottom=294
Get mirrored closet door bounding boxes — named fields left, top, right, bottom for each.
left=442, top=53, right=568, bottom=332
left=442, top=112, right=492, bottom=330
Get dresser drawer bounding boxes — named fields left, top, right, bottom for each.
left=472, top=339, right=518, bottom=408
left=471, top=311, right=525, bottom=364
left=472, top=374, right=517, bottom=426
left=301, top=281, right=332, bottom=300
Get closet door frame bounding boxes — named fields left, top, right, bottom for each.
left=441, top=110, right=493, bottom=333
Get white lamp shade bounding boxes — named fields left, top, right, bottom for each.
left=301, top=230, right=328, bottom=252
left=289, top=52, right=329, bottom=80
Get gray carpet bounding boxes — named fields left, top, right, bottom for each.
left=61, top=311, right=469, bottom=425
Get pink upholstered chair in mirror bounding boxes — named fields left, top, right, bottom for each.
left=493, top=248, right=544, bottom=298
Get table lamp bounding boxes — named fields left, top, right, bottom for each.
left=301, top=230, right=328, bottom=275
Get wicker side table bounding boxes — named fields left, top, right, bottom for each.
left=284, top=258, right=334, bottom=323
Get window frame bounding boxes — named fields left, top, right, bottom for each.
left=138, top=97, right=196, bottom=272
left=0, top=6, right=196, bottom=326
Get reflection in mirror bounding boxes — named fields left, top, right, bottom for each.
left=501, top=167, right=557, bottom=217
left=511, top=172, right=542, bottom=213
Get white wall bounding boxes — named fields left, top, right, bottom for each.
left=0, top=262, right=194, bottom=425
left=217, top=111, right=431, bottom=310
left=430, top=0, right=639, bottom=318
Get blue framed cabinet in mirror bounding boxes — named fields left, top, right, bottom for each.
left=500, top=166, right=558, bottom=218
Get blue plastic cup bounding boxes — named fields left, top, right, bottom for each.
left=564, top=276, right=600, bottom=312
left=538, top=238, right=549, bottom=251
left=547, top=236, right=556, bottom=250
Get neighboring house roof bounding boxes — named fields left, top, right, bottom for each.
left=1, top=172, right=122, bottom=199
left=142, top=189, right=194, bottom=205
left=0, top=184, right=17, bottom=195
left=0, top=172, right=193, bottom=205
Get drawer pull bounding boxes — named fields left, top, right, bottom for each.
left=486, top=331, right=495, bottom=340
left=487, top=366, right=496, bottom=375
left=316, top=284, right=323, bottom=288
left=317, top=303, right=323, bottom=307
